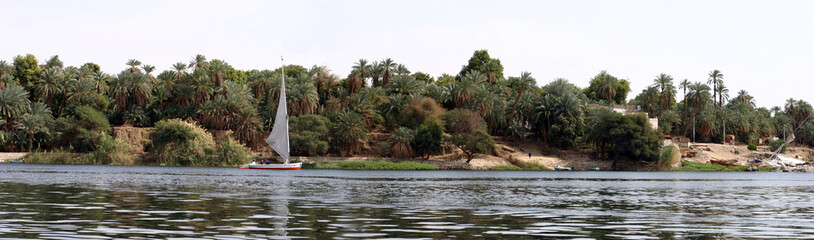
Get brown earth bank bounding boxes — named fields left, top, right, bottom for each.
left=14, top=125, right=814, bottom=171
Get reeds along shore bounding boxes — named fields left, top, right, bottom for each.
left=1, top=51, right=813, bottom=169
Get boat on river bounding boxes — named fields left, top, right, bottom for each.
left=240, top=58, right=301, bottom=170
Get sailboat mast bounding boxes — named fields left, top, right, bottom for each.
left=282, top=57, right=290, bottom=164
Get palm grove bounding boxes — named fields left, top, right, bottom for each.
left=0, top=50, right=809, bottom=166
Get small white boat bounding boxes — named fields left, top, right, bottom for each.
left=241, top=162, right=301, bottom=170
left=241, top=57, right=300, bottom=170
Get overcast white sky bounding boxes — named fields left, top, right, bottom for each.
left=1, top=0, right=812, bottom=108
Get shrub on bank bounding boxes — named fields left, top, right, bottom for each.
left=150, top=119, right=252, bottom=167
left=25, top=150, right=80, bottom=164
left=316, top=159, right=439, bottom=170
left=85, top=133, right=135, bottom=165
left=217, top=137, right=253, bottom=166
left=747, top=144, right=758, bottom=151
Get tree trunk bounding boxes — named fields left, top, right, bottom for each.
left=659, top=86, right=665, bottom=122
left=503, top=84, right=526, bottom=139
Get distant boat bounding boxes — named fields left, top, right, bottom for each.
left=554, top=166, right=574, bottom=171
left=241, top=58, right=301, bottom=170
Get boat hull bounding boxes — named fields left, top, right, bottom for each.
left=240, top=162, right=302, bottom=170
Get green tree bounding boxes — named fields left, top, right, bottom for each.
left=583, top=70, right=630, bottom=104
left=17, top=102, right=54, bottom=151
left=652, top=73, right=674, bottom=121
left=449, top=70, right=486, bottom=108
left=12, top=54, right=42, bottom=91
left=381, top=58, right=397, bottom=86
left=413, top=118, right=444, bottom=159
left=44, top=55, right=64, bottom=69
left=0, top=84, right=31, bottom=131
left=504, top=71, right=535, bottom=138
left=534, top=78, right=585, bottom=149
left=449, top=130, right=495, bottom=163
left=708, top=70, right=723, bottom=107
left=412, top=72, right=433, bottom=83
left=585, top=108, right=660, bottom=162
left=289, top=114, right=332, bottom=156
left=458, top=50, right=503, bottom=84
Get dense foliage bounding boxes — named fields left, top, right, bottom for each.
left=0, top=51, right=811, bottom=165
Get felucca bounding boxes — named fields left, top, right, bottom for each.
left=241, top=57, right=302, bottom=170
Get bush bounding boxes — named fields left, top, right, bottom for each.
left=413, top=118, right=444, bottom=159
left=399, top=97, right=445, bottom=129
left=54, top=106, right=111, bottom=152
left=441, top=109, right=486, bottom=134
left=290, top=114, right=331, bottom=156
left=217, top=137, right=253, bottom=166
left=150, top=119, right=217, bottom=166
left=585, top=110, right=661, bottom=161
left=86, top=132, right=135, bottom=165
left=659, top=146, right=676, bottom=164
left=769, top=139, right=787, bottom=153
left=747, top=143, right=758, bottom=151
left=316, top=159, right=438, bottom=170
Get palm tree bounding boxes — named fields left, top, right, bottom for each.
left=449, top=70, right=486, bottom=108
left=717, top=83, right=729, bottom=107
left=600, top=75, right=617, bottom=105
left=332, top=110, right=368, bottom=156
left=142, top=64, right=157, bottom=84
left=708, top=70, right=723, bottom=107
left=126, top=59, right=142, bottom=73
left=92, top=72, right=110, bottom=94
left=172, top=62, right=187, bottom=81
left=352, top=59, right=369, bottom=82
left=0, top=60, right=10, bottom=88
left=396, top=64, right=410, bottom=75
left=209, top=59, right=228, bottom=88
left=287, top=72, right=319, bottom=116
left=388, top=127, right=415, bottom=158
left=0, top=84, right=31, bottom=131
left=17, top=102, right=53, bottom=151
left=381, top=58, right=397, bottom=86
left=504, top=71, right=535, bottom=138
left=684, top=82, right=712, bottom=137
left=37, top=67, right=64, bottom=107
left=188, top=54, right=208, bottom=73
left=111, top=71, right=152, bottom=112
left=369, top=61, right=384, bottom=87
left=734, top=90, right=755, bottom=107
left=385, top=75, right=423, bottom=96
left=652, top=73, right=674, bottom=121
left=44, top=55, right=63, bottom=69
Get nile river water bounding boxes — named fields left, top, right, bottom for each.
left=0, top=165, right=813, bottom=239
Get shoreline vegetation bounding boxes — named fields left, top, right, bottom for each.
left=0, top=50, right=813, bottom=171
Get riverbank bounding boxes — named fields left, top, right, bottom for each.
left=9, top=139, right=814, bottom=172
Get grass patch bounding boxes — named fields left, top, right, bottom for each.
left=493, top=160, right=550, bottom=171
left=659, top=146, right=676, bottom=164
left=316, top=159, right=438, bottom=170
left=25, top=151, right=84, bottom=164
left=491, top=165, right=523, bottom=170
left=672, top=161, right=772, bottom=172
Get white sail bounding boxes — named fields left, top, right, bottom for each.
left=266, top=64, right=290, bottom=163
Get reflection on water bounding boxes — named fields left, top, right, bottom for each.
left=1, top=165, right=813, bottom=239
